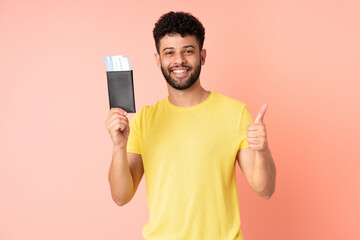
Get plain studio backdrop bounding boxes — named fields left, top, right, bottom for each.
left=1, top=0, right=359, bottom=239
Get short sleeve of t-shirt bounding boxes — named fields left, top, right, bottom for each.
left=238, top=105, right=253, bottom=150
left=127, top=109, right=142, bottom=155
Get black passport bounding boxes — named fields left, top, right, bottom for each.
left=106, top=70, right=136, bottom=113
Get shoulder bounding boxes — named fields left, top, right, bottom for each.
left=211, top=91, right=248, bottom=111
left=131, top=97, right=167, bottom=121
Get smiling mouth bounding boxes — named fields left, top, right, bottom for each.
left=170, top=66, right=191, bottom=77
left=172, top=69, right=188, bottom=73
left=171, top=70, right=189, bottom=79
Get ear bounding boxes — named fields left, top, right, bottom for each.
left=200, top=49, right=206, bottom=65
left=154, top=52, right=161, bottom=68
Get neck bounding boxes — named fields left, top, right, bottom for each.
left=167, top=79, right=210, bottom=107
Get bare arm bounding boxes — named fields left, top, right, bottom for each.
left=105, top=108, right=144, bottom=206
left=237, top=104, right=276, bottom=199
left=108, top=149, right=144, bottom=206
left=237, top=147, right=276, bottom=199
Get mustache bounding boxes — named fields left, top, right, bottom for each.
left=169, top=64, right=192, bottom=70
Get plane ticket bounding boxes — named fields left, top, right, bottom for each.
left=104, top=55, right=131, bottom=71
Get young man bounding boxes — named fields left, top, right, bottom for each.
left=105, top=11, right=276, bottom=240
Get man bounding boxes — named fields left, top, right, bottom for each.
left=105, top=11, right=276, bottom=240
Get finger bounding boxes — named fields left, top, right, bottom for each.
left=118, top=122, right=127, bottom=131
left=247, top=131, right=260, bottom=138
left=118, top=118, right=129, bottom=128
left=107, top=119, right=121, bottom=132
left=111, top=112, right=128, bottom=122
left=108, top=122, right=126, bottom=134
left=246, top=137, right=259, bottom=145
left=109, top=108, right=127, bottom=116
left=247, top=123, right=265, bottom=131
left=106, top=112, right=128, bottom=125
left=247, top=125, right=267, bottom=137
left=107, top=117, right=128, bottom=130
left=254, top=104, right=268, bottom=123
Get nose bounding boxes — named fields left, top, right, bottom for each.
left=173, top=52, right=186, bottom=65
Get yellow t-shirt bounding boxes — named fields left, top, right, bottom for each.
left=127, top=91, right=253, bottom=240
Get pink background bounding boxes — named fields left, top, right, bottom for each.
left=1, top=0, right=359, bottom=239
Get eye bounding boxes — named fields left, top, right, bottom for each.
left=184, top=50, right=193, bottom=54
left=165, top=51, right=174, bottom=55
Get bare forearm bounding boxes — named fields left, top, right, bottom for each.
left=108, top=145, right=134, bottom=206
left=252, top=147, right=276, bottom=199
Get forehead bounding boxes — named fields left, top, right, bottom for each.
left=159, top=34, right=199, bottom=51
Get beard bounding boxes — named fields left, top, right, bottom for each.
left=160, top=62, right=202, bottom=90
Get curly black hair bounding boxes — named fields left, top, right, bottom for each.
left=153, top=11, right=205, bottom=53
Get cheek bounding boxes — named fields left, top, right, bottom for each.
left=162, top=62, right=170, bottom=71
left=160, top=58, right=170, bottom=68
left=192, top=55, right=202, bottom=65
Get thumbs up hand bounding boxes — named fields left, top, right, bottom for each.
left=246, top=104, right=269, bottom=151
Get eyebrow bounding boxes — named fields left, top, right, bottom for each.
left=162, top=45, right=196, bottom=52
left=183, top=45, right=196, bottom=49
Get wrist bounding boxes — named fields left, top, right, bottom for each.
left=257, top=145, right=271, bottom=155
left=113, top=144, right=127, bottom=152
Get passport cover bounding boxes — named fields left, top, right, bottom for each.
left=107, top=70, right=136, bottom=113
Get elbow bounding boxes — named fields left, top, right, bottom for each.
left=253, top=182, right=276, bottom=200
left=259, top=184, right=276, bottom=199
left=260, top=190, right=275, bottom=199
left=114, top=199, right=127, bottom=207
left=253, top=173, right=276, bottom=199
left=112, top=194, right=132, bottom=207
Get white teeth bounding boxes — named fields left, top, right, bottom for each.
left=173, top=70, right=187, bottom=73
